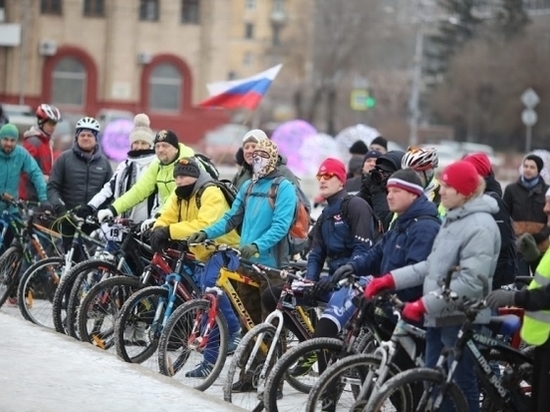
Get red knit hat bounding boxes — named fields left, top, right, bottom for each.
left=318, top=158, right=347, bottom=183
left=441, top=161, right=479, bottom=196
left=463, top=153, right=491, bottom=177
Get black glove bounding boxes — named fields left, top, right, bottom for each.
left=150, top=226, right=170, bottom=253
left=187, top=231, right=207, bottom=244
left=332, top=264, right=355, bottom=284
left=240, top=244, right=259, bottom=259
left=39, top=200, right=54, bottom=214
left=532, top=232, right=547, bottom=244
left=75, top=204, right=95, bottom=219
left=313, top=277, right=334, bottom=296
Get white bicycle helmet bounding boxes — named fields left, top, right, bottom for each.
left=75, top=117, right=101, bottom=133
left=36, top=104, right=62, bottom=123
left=401, top=146, right=439, bottom=171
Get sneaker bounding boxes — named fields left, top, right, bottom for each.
left=227, top=330, right=242, bottom=355
left=6, top=296, right=17, bottom=307
left=231, top=379, right=255, bottom=393
left=185, top=360, right=214, bottom=378
left=321, top=398, right=335, bottom=412
left=289, top=353, right=317, bottom=377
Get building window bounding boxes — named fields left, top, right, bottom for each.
left=51, top=57, right=86, bottom=106
left=149, top=63, right=182, bottom=111
left=245, top=23, right=254, bottom=39
left=41, top=0, right=62, bottom=15
left=273, top=0, right=284, bottom=13
left=181, top=0, right=200, bottom=24
left=139, top=0, right=159, bottom=22
left=228, top=71, right=237, bottom=80
left=83, top=0, right=104, bottom=17
left=272, top=25, right=281, bottom=46
left=245, top=0, right=256, bottom=10
left=243, top=52, right=253, bottom=67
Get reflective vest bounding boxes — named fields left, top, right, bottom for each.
left=520, top=249, right=550, bottom=346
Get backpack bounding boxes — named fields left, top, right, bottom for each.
left=194, top=154, right=220, bottom=180
left=195, top=179, right=238, bottom=210
left=246, top=176, right=312, bottom=255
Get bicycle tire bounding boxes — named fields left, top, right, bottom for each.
left=223, top=323, right=283, bottom=411
left=0, top=246, right=23, bottom=308
left=264, top=337, right=348, bottom=412
left=17, top=256, right=65, bottom=327
left=66, top=260, right=125, bottom=339
left=157, top=298, right=229, bottom=392
left=52, top=259, right=120, bottom=335
left=77, top=275, right=141, bottom=348
left=115, top=286, right=185, bottom=364
left=365, top=367, right=469, bottom=412
left=306, top=352, right=412, bottom=412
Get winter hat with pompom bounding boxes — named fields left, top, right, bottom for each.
left=129, top=113, right=154, bottom=146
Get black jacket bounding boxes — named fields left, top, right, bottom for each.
left=47, top=144, right=113, bottom=214
left=515, top=282, right=550, bottom=312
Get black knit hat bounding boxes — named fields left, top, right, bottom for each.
left=154, top=129, right=179, bottom=150
left=349, top=140, right=368, bottom=155
left=371, top=136, right=388, bottom=150
left=525, top=154, right=544, bottom=174
left=173, top=157, right=200, bottom=178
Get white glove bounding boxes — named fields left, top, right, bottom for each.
left=140, top=217, right=156, bottom=233
left=97, top=208, right=114, bottom=223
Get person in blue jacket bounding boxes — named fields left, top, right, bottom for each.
left=0, top=124, right=52, bottom=249
left=333, top=168, right=441, bottom=303
left=187, top=138, right=297, bottom=377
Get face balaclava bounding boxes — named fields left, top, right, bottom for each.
left=252, top=139, right=278, bottom=181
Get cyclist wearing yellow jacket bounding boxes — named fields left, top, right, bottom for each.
left=149, top=157, right=239, bottom=261
left=97, top=130, right=194, bottom=224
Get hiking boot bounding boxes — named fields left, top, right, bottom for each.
left=185, top=360, right=214, bottom=378
left=227, top=329, right=242, bottom=355
left=289, top=353, right=317, bottom=377
left=231, top=379, right=255, bottom=393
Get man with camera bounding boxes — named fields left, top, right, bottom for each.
left=358, top=150, right=405, bottom=232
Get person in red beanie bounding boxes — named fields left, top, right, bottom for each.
left=463, top=152, right=518, bottom=288
left=262, top=157, right=377, bottom=378
left=364, top=160, right=501, bottom=412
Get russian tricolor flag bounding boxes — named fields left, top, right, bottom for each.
left=199, top=64, right=282, bottom=110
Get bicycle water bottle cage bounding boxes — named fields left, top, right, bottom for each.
left=488, top=314, right=522, bottom=337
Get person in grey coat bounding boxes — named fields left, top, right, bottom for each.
left=364, top=160, right=501, bottom=412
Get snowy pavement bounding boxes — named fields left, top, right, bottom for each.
left=0, top=312, right=245, bottom=412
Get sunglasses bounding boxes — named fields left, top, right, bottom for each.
left=252, top=150, right=270, bottom=159
left=316, top=173, right=336, bottom=181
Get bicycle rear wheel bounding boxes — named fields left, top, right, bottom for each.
left=157, top=298, right=229, bottom=392
left=365, top=367, right=469, bottom=412
left=17, top=257, right=65, bottom=328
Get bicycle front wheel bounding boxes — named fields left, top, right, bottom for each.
left=0, top=245, right=23, bottom=308
left=365, top=367, right=469, bottom=412
left=157, top=298, right=229, bottom=392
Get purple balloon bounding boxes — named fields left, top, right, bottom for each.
left=271, top=120, right=317, bottom=176
left=101, top=119, right=134, bottom=162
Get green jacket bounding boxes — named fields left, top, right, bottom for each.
left=111, top=143, right=194, bottom=215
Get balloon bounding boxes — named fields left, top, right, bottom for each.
left=299, top=133, right=343, bottom=176
left=335, top=124, right=381, bottom=162
left=271, top=120, right=317, bottom=176
left=100, top=119, right=134, bottom=162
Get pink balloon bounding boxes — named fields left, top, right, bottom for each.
left=101, top=119, right=134, bottom=162
left=271, top=120, right=317, bottom=176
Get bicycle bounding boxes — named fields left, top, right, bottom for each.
left=365, top=271, right=534, bottom=412
left=114, top=242, right=203, bottom=368
left=156, top=240, right=269, bottom=391
left=77, top=241, right=199, bottom=351
left=223, top=264, right=316, bottom=411
left=0, top=193, right=62, bottom=308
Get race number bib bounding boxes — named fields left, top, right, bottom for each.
left=101, top=223, right=124, bottom=242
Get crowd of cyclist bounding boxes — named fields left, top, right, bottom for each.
left=1, top=103, right=550, bottom=411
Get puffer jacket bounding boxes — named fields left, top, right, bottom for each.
left=351, top=195, right=441, bottom=303
left=391, top=194, right=501, bottom=327
left=154, top=170, right=240, bottom=261
left=0, top=145, right=47, bottom=212
left=19, top=126, right=53, bottom=201
left=232, top=154, right=299, bottom=191
left=88, top=149, right=157, bottom=222
left=205, top=170, right=297, bottom=268
left=111, top=143, right=194, bottom=216
left=47, top=144, right=112, bottom=213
